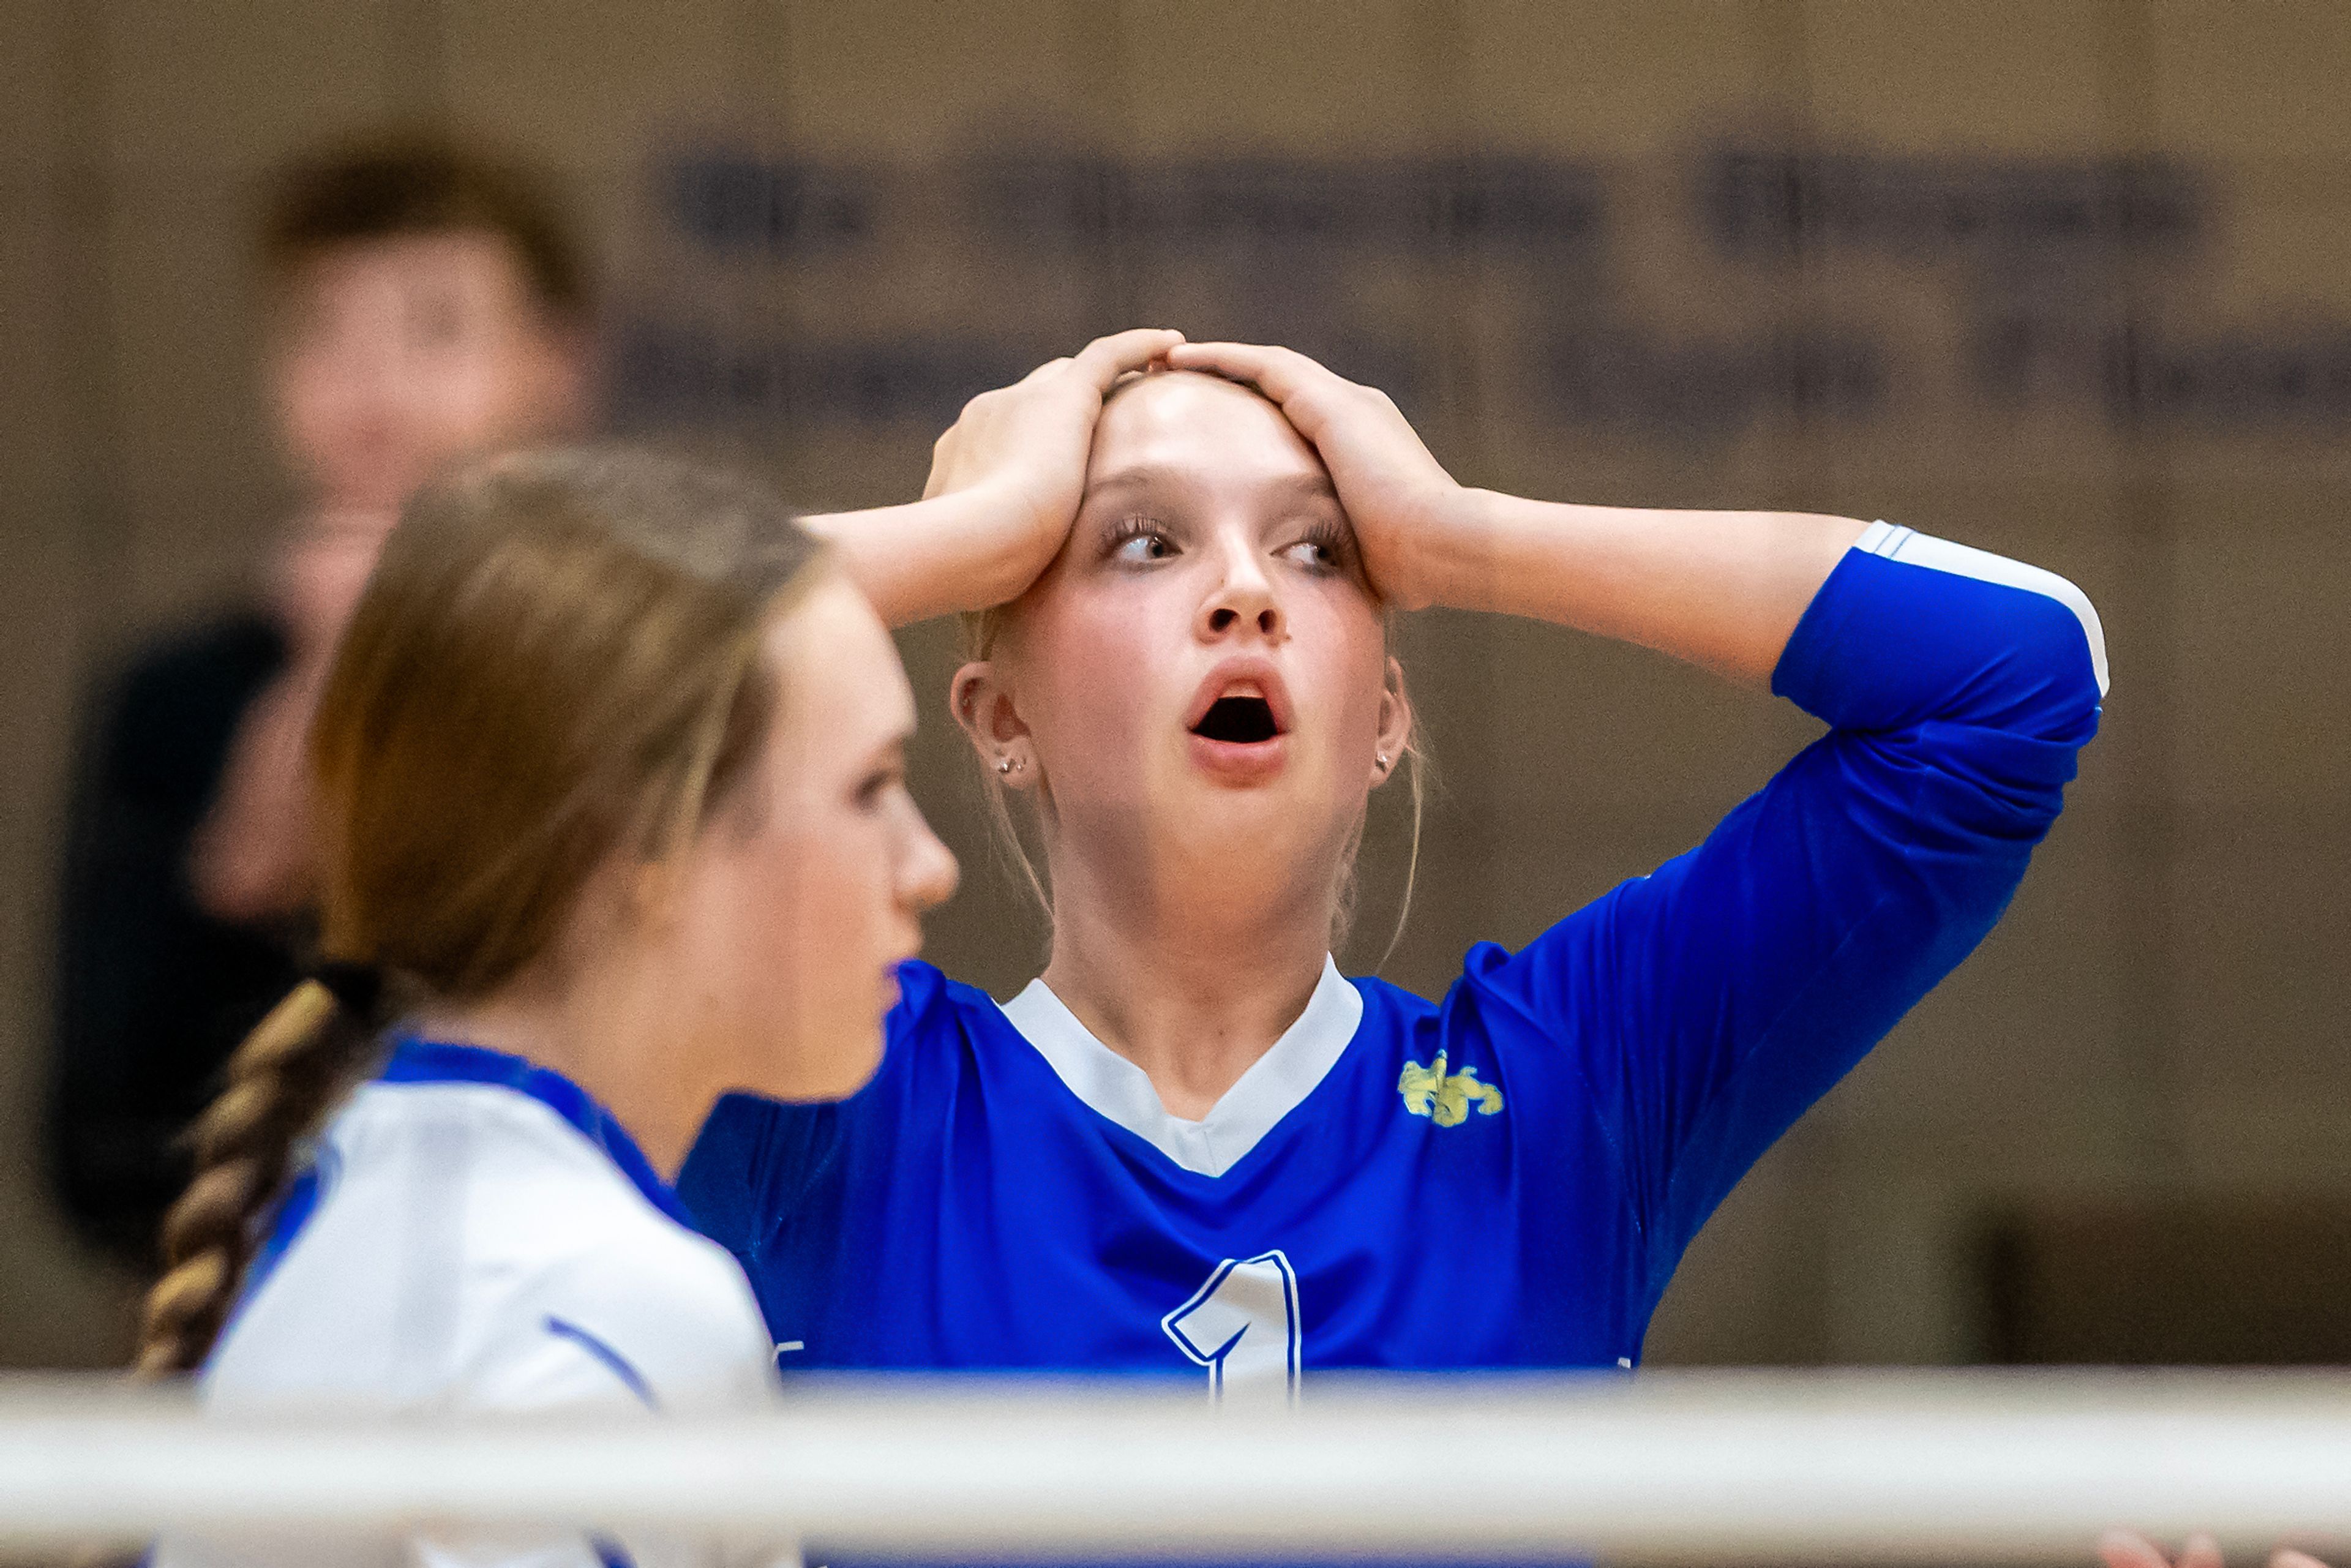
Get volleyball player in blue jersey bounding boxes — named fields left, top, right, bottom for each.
left=142, top=449, right=957, bottom=1568
left=683, top=334, right=2106, bottom=1398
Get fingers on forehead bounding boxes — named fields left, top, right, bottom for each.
left=1079, top=327, right=1184, bottom=373
left=1172, top=342, right=1334, bottom=401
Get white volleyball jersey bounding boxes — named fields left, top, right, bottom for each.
left=159, top=1038, right=781, bottom=1568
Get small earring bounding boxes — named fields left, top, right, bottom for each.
left=996, top=755, right=1021, bottom=776
left=1376, top=751, right=1391, bottom=771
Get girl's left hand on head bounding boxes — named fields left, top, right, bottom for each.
left=1162, top=341, right=1465, bottom=611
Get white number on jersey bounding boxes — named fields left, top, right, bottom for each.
left=1161, top=1250, right=1300, bottom=1405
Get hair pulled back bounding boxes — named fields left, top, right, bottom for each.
left=137, top=448, right=823, bottom=1375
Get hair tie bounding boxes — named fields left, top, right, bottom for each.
left=309, top=960, right=384, bottom=1022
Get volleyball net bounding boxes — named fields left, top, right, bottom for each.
left=4, top=1371, right=2348, bottom=1562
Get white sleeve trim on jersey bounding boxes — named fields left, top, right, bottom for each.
left=1854, top=520, right=2109, bottom=697
left=999, top=956, right=1365, bottom=1178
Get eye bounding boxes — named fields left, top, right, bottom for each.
left=1104, top=517, right=1177, bottom=565
left=853, top=765, right=902, bottom=812
left=1280, top=519, right=1352, bottom=574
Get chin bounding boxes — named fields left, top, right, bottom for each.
left=820, top=1030, right=888, bottom=1100
left=758, top=1020, right=886, bottom=1105
left=1170, top=777, right=1335, bottom=860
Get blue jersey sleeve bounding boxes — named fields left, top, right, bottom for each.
left=1458, top=525, right=2105, bottom=1310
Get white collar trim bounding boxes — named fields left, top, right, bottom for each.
left=997, top=957, right=1365, bottom=1177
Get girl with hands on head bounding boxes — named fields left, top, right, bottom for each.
left=685, top=337, right=2107, bottom=1419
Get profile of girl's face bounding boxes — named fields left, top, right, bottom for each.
left=971, top=370, right=1408, bottom=895
left=665, top=575, right=958, bottom=1102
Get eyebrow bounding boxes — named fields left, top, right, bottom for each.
left=1086, top=465, right=1340, bottom=503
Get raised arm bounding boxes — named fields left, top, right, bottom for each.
left=805, top=329, right=1183, bottom=627
left=1169, top=340, right=2109, bottom=1298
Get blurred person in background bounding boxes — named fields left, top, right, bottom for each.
left=144, top=448, right=954, bottom=1568
left=49, top=138, right=591, bottom=1269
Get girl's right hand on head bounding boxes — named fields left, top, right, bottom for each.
left=924, top=328, right=1185, bottom=599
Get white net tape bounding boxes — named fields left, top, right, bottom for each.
left=4, top=1371, right=2349, bottom=1561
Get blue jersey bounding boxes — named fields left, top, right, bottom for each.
left=681, top=525, right=2105, bottom=1394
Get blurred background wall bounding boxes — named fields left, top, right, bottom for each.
left=4, top=0, right=2346, bottom=1369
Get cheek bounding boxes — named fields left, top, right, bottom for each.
left=759, top=806, right=898, bottom=981
left=409, top=341, right=513, bottom=428
left=1017, top=587, right=1186, bottom=771
left=281, top=350, right=359, bottom=428
left=1293, top=598, right=1391, bottom=751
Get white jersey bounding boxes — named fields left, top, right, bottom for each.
left=159, top=1039, right=781, bottom=1568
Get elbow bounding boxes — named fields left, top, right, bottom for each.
left=1845, top=523, right=2107, bottom=739
left=2002, top=576, right=2107, bottom=743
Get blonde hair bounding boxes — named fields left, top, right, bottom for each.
left=138, top=448, right=823, bottom=1375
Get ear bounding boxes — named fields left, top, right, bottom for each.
left=1370, top=655, right=1414, bottom=790
left=951, top=660, right=1040, bottom=792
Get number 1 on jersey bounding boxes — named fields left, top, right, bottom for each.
left=1161, top=1250, right=1300, bottom=1405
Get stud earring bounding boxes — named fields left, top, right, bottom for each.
left=1376, top=751, right=1391, bottom=771
left=996, top=755, right=1021, bottom=776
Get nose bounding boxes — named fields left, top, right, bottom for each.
left=1194, top=528, right=1285, bottom=645
left=896, top=801, right=960, bottom=915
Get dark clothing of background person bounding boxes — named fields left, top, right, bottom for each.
left=49, top=614, right=305, bottom=1268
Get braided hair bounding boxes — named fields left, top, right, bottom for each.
left=137, top=983, right=373, bottom=1375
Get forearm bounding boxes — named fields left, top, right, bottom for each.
left=804, top=488, right=1038, bottom=629
left=187, top=674, right=320, bottom=923
left=1420, top=492, right=1867, bottom=686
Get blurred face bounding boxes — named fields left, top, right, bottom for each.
left=663, top=575, right=958, bottom=1103
left=268, top=231, right=583, bottom=515
left=962, top=371, right=1407, bottom=918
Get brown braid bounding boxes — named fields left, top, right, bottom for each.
left=137, top=981, right=378, bottom=1375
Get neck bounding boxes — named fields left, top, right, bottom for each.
left=1038, top=844, right=1336, bottom=1120
left=408, top=975, right=703, bottom=1182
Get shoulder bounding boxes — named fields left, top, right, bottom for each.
left=112, top=611, right=285, bottom=702
left=1357, top=931, right=1603, bottom=1032
left=868, top=958, right=1031, bottom=1093
left=222, top=1083, right=773, bottom=1414
left=383, top=1082, right=774, bottom=1410
left=1343, top=971, right=1438, bottom=1035
left=482, top=1226, right=775, bottom=1412
left=1349, top=929, right=1618, bottom=1081
left=86, top=612, right=286, bottom=804
left=890, top=957, right=1001, bottom=1035
left=104, top=612, right=285, bottom=738
left=679, top=961, right=1013, bottom=1248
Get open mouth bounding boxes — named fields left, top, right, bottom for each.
left=1191, top=694, right=1280, bottom=745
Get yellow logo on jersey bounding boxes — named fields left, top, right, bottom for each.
left=1398, top=1053, right=1504, bottom=1127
